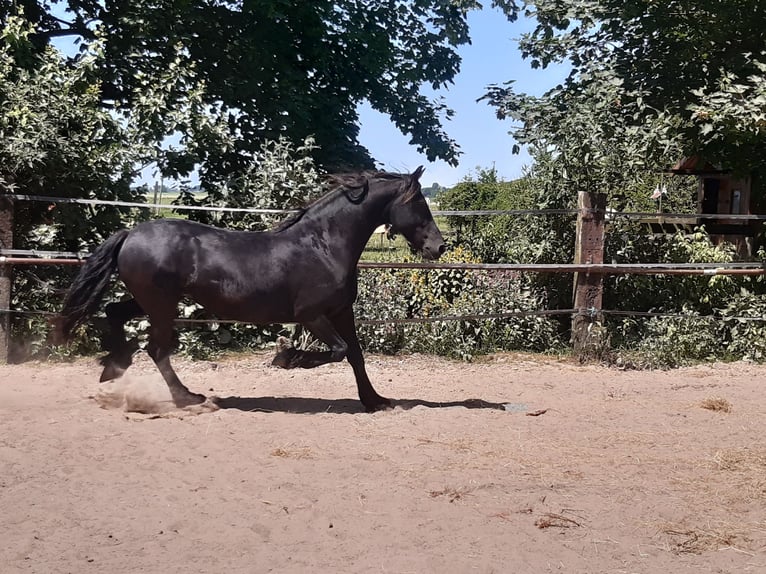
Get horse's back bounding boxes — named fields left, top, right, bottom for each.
left=115, top=219, right=296, bottom=318
left=117, top=219, right=255, bottom=287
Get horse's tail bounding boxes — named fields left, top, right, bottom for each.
left=53, top=229, right=130, bottom=344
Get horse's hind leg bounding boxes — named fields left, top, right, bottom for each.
left=145, top=314, right=206, bottom=408
left=100, top=299, right=145, bottom=382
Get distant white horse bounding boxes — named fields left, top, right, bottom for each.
left=372, top=224, right=392, bottom=248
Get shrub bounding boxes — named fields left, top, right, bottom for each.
left=355, top=247, right=562, bottom=360
left=720, top=291, right=766, bottom=362
left=611, top=311, right=726, bottom=369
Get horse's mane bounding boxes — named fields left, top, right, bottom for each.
left=324, top=170, right=405, bottom=188
left=272, top=170, right=419, bottom=232
left=273, top=208, right=309, bottom=232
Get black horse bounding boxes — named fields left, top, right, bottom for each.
left=54, top=167, right=445, bottom=412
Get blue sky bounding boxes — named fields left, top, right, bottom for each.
left=358, top=6, right=570, bottom=187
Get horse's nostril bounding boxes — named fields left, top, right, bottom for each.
left=437, top=243, right=446, bottom=256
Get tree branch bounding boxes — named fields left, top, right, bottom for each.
left=34, top=26, right=95, bottom=42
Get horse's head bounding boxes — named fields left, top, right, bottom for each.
left=387, top=166, right=446, bottom=260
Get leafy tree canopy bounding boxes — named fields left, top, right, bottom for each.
left=0, top=16, right=144, bottom=249
left=6, top=0, right=520, bottom=173
left=483, top=0, right=766, bottom=195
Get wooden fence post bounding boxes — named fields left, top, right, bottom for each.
left=571, top=191, right=607, bottom=359
left=0, top=194, right=13, bottom=363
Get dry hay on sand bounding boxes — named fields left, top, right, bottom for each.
left=534, top=512, right=582, bottom=530
left=699, top=396, right=732, bottom=413
left=657, top=522, right=752, bottom=555
left=713, top=447, right=766, bottom=472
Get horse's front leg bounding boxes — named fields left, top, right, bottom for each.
left=330, top=307, right=391, bottom=412
left=271, top=317, right=346, bottom=369
left=145, top=314, right=206, bottom=408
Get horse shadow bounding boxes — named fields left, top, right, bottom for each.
left=212, top=395, right=510, bottom=415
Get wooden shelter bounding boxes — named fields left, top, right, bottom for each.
left=665, top=156, right=761, bottom=255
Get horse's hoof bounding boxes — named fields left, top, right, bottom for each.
left=363, top=397, right=393, bottom=413
left=99, top=362, right=125, bottom=382
left=183, top=397, right=220, bottom=414
left=98, top=348, right=135, bottom=382
left=271, top=346, right=298, bottom=369
left=173, top=392, right=207, bottom=408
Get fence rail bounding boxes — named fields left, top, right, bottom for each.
left=12, top=192, right=766, bottom=220
left=3, top=251, right=765, bottom=276
left=5, top=305, right=766, bottom=325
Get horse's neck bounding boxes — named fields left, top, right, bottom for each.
left=286, top=189, right=393, bottom=264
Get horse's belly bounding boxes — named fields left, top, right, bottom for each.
left=187, top=284, right=293, bottom=324
left=184, top=261, right=351, bottom=324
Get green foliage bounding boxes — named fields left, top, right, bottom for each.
left=1, top=16, right=149, bottom=359
left=438, top=157, right=576, bottom=310
left=0, top=16, right=145, bottom=247
left=436, top=164, right=766, bottom=367
left=688, top=54, right=766, bottom=173
left=613, top=312, right=726, bottom=370
left=9, top=3, right=766, bottom=368
left=437, top=166, right=534, bottom=242
left=720, top=291, right=766, bottom=362
left=355, top=247, right=562, bottom=360
left=484, top=0, right=766, bottom=191
left=172, top=321, right=281, bottom=362
left=1, top=20, right=322, bottom=359
left=437, top=161, right=570, bottom=259
left=177, top=136, right=323, bottom=231
left=606, top=226, right=741, bottom=317
left=606, top=228, right=766, bottom=368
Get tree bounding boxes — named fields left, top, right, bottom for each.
left=9, top=0, right=521, bottom=174
left=483, top=0, right=766, bottom=196
left=0, top=15, right=153, bottom=357
left=0, top=16, right=143, bottom=249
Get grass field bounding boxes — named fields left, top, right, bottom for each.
left=149, top=191, right=185, bottom=217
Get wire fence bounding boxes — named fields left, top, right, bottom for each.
left=3, top=191, right=766, bottom=329
left=3, top=252, right=766, bottom=276
left=4, top=305, right=766, bottom=325
left=0, top=306, right=581, bottom=325
left=8, top=193, right=297, bottom=215
left=12, top=192, right=766, bottom=220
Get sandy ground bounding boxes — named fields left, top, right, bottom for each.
left=1, top=351, right=766, bottom=573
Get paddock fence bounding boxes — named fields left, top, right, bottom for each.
left=2, top=191, right=766, bottom=362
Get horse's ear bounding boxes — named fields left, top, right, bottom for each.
left=402, top=166, right=425, bottom=203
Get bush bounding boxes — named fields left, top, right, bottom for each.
left=437, top=163, right=766, bottom=367
left=355, top=247, right=562, bottom=360
left=606, top=225, right=742, bottom=316
left=611, top=311, right=726, bottom=369
left=606, top=230, right=766, bottom=367
left=720, top=290, right=766, bottom=362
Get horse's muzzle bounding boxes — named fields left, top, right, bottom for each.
left=422, top=239, right=447, bottom=260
